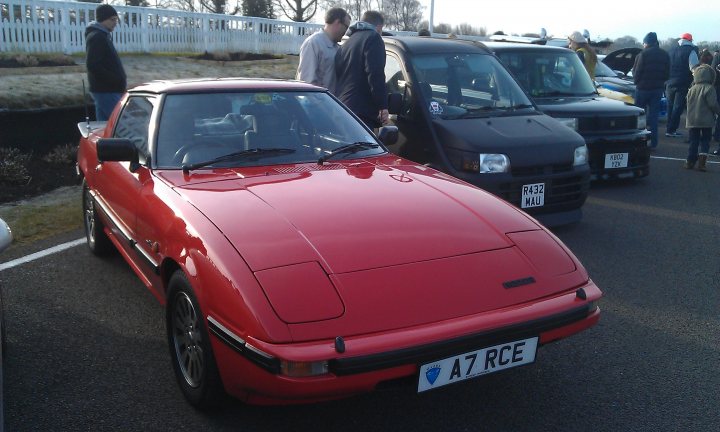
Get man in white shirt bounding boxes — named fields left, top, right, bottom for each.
left=296, top=8, right=350, bottom=94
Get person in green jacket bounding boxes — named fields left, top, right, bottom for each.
left=684, top=64, right=720, bottom=171
left=568, top=31, right=597, bottom=79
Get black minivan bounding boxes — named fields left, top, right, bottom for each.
left=382, top=36, right=590, bottom=227
left=485, top=42, right=651, bottom=180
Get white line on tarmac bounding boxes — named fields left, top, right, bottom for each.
left=651, top=155, right=720, bottom=164
left=0, top=238, right=84, bottom=272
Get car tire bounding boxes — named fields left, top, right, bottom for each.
left=82, top=179, right=113, bottom=256
left=166, top=271, right=225, bottom=409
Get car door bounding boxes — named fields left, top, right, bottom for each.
left=95, top=96, right=156, bottom=263
left=384, top=51, right=435, bottom=164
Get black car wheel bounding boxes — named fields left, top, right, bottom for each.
left=167, top=271, right=224, bottom=409
left=82, top=179, right=113, bottom=256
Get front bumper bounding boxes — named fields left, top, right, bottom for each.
left=208, top=281, right=601, bottom=405
left=585, top=133, right=650, bottom=179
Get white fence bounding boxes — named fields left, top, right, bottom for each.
left=0, top=0, right=324, bottom=54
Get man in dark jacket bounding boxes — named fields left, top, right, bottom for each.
left=85, top=4, right=126, bottom=121
left=334, top=11, right=388, bottom=129
left=632, top=32, right=670, bottom=149
left=665, top=33, right=699, bottom=137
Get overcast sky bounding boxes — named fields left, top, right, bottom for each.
left=416, top=0, right=719, bottom=43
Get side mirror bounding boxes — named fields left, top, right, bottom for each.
left=377, top=125, right=398, bottom=146
left=387, top=92, right=403, bottom=115
left=0, top=217, right=12, bottom=253
left=97, top=138, right=140, bottom=171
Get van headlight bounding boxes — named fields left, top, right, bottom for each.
left=573, top=145, right=588, bottom=166
left=479, top=154, right=510, bottom=173
left=637, top=114, right=647, bottom=130
left=556, top=117, right=578, bottom=131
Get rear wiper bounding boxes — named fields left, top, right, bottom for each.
left=182, top=147, right=295, bottom=172
left=318, top=142, right=380, bottom=165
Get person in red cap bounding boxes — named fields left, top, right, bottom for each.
left=665, top=33, right=700, bottom=138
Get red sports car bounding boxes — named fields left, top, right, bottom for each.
left=76, top=78, right=601, bottom=408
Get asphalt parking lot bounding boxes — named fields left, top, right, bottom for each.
left=1, top=132, right=718, bottom=431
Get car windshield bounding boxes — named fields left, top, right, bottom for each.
left=154, top=91, right=383, bottom=169
left=496, top=50, right=598, bottom=97
left=594, top=60, right=619, bottom=78
left=409, top=53, right=534, bottom=119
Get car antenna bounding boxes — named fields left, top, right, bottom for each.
left=82, top=79, right=91, bottom=130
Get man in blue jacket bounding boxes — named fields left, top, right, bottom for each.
left=334, top=11, right=388, bottom=129
left=633, top=32, right=670, bottom=149
left=665, top=33, right=699, bottom=138
left=85, top=4, right=127, bottom=121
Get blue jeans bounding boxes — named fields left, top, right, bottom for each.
left=687, top=128, right=711, bottom=162
left=634, top=88, right=662, bottom=148
left=91, top=92, right=123, bottom=121
left=666, top=84, right=688, bottom=134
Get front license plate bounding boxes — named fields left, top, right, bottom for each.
left=521, top=183, right=545, bottom=209
left=417, top=337, right=538, bottom=392
left=605, top=152, right=628, bottom=169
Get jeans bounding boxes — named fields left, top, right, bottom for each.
left=687, top=128, right=711, bottom=162
left=666, top=84, right=688, bottom=134
left=91, top=92, right=123, bottom=121
left=634, top=88, right=662, bottom=148
left=714, top=91, right=720, bottom=142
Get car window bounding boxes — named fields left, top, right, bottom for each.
left=114, top=96, right=155, bottom=164
left=594, top=60, right=618, bottom=78
left=154, top=91, right=382, bottom=169
left=408, top=53, right=533, bottom=118
left=496, top=50, right=597, bottom=97
left=385, top=54, right=411, bottom=115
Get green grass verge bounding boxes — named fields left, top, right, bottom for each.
left=0, top=194, right=82, bottom=246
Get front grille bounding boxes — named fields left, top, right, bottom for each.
left=578, top=116, right=637, bottom=132
left=511, top=164, right=572, bottom=177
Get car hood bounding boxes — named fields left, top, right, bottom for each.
left=603, top=48, right=641, bottom=75
left=161, top=157, right=539, bottom=274
left=534, top=95, right=643, bottom=117
left=158, top=159, right=587, bottom=338
left=432, top=113, right=585, bottom=167
left=596, top=76, right=635, bottom=92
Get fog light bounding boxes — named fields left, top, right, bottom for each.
left=280, top=360, right=329, bottom=377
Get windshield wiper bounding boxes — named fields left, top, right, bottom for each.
left=536, top=91, right=579, bottom=97
left=317, top=142, right=380, bottom=165
left=182, top=147, right=295, bottom=172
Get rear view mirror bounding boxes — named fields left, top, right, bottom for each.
left=0, top=218, right=12, bottom=253
left=377, top=126, right=398, bottom=146
left=387, top=92, right=402, bottom=114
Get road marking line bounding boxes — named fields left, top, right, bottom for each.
left=651, top=155, right=720, bottom=164
left=0, top=238, right=84, bottom=272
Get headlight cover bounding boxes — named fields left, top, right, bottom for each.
left=637, top=114, right=647, bottom=130
left=573, top=145, right=588, bottom=166
left=479, top=154, right=510, bottom=173
left=556, top=117, right=578, bottom=131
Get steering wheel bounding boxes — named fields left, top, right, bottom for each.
left=171, top=141, right=237, bottom=165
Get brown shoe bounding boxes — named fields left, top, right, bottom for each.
left=684, top=160, right=695, bottom=169
left=697, top=155, right=707, bottom=172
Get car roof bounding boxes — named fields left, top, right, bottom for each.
left=383, top=36, right=492, bottom=55
left=129, top=78, right=323, bottom=95
left=483, top=41, right=574, bottom=53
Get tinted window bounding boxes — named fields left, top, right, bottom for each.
left=496, top=50, right=597, bottom=97
left=114, top=96, right=155, bottom=164
left=155, top=91, right=383, bottom=169
left=409, top=53, right=533, bottom=118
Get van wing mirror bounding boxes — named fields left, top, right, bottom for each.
left=387, top=92, right=403, bottom=114
left=377, top=126, right=398, bottom=146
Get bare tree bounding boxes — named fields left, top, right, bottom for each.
left=243, top=0, right=274, bottom=17
left=274, top=0, right=318, bottom=22
left=433, top=22, right=451, bottom=34
left=322, top=1, right=382, bottom=22
left=455, top=23, right=485, bottom=37
left=382, top=0, right=422, bottom=31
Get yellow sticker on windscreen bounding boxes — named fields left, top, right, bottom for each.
left=254, top=93, right=272, bottom=104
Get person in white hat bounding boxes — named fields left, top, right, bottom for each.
left=568, top=30, right=597, bottom=79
